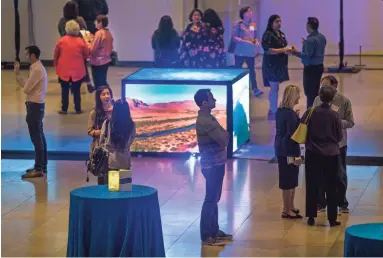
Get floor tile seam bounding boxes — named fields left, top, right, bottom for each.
left=232, top=193, right=268, bottom=236
left=159, top=187, right=183, bottom=208
left=2, top=195, right=34, bottom=217
left=350, top=167, right=379, bottom=213
left=26, top=203, right=70, bottom=236
left=166, top=215, right=201, bottom=252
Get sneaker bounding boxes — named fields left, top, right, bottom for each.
left=339, top=206, right=349, bottom=213
left=202, top=237, right=226, bottom=246
left=253, top=89, right=264, bottom=97
left=317, top=206, right=326, bottom=213
left=21, top=169, right=44, bottom=179
left=216, top=230, right=233, bottom=241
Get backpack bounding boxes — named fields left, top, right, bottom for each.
left=86, top=120, right=109, bottom=182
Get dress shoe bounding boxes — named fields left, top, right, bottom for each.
left=307, top=217, right=315, bottom=226
left=21, top=169, right=44, bottom=179
left=329, top=221, right=341, bottom=227
left=26, top=167, right=47, bottom=174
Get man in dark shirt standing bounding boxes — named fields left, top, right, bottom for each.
left=303, top=86, right=342, bottom=227
left=194, top=89, right=232, bottom=246
left=293, top=17, right=327, bottom=108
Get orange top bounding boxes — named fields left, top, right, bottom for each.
left=54, top=35, right=90, bottom=82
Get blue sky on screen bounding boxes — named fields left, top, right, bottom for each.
left=125, top=84, right=227, bottom=104
left=126, top=68, right=245, bottom=82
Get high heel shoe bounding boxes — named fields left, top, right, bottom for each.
left=282, top=212, right=303, bottom=219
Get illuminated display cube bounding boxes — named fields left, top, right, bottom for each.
left=121, top=68, right=250, bottom=157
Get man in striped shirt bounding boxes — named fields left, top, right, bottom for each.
left=194, top=89, right=232, bottom=246
left=314, top=75, right=355, bottom=213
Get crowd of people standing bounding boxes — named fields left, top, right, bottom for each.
left=11, top=0, right=356, bottom=248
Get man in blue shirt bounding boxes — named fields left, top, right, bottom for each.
left=293, top=17, right=327, bottom=108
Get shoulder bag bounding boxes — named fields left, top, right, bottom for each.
left=291, top=106, right=315, bottom=144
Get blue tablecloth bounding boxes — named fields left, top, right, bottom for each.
left=67, top=185, right=165, bottom=257
left=344, top=223, right=383, bottom=257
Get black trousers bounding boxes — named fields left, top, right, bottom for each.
left=97, top=174, right=108, bottom=185
left=26, top=102, right=47, bottom=171
left=305, top=150, right=338, bottom=221
left=91, top=63, right=110, bottom=89
left=60, top=78, right=82, bottom=112
left=303, top=64, right=324, bottom=108
left=235, top=55, right=257, bottom=90
left=318, top=146, right=349, bottom=208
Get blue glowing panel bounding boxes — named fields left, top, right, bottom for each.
left=232, top=74, right=250, bottom=152
left=124, top=83, right=227, bottom=153
left=125, top=68, right=246, bottom=82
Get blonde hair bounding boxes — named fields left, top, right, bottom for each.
left=279, top=85, right=300, bottom=109
left=65, top=20, right=80, bottom=36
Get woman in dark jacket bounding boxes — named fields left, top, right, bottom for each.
left=152, top=15, right=181, bottom=68
left=262, top=14, right=292, bottom=120
left=303, top=85, right=343, bottom=227
left=275, top=85, right=303, bottom=219
left=201, top=9, right=226, bottom=68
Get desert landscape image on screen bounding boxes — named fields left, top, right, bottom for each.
left=125, top=84, right=227, bottom=153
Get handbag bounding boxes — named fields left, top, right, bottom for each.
left=110, top=51, right=118, bottom=66
left=86, top=121, right=110, bottom=181
left=291, top=106, right=315, bottom=144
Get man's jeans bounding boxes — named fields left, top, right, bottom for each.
left=26, top=102, right=47, bottom=171
left=200, top=165, right=225, bottom=241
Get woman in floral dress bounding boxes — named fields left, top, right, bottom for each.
left=201, top=9, right=226, bottom=68
left=180, top=9, right=204, bottom=68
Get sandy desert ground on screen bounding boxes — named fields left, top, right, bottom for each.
left=127, top=98, right=226, bottom=152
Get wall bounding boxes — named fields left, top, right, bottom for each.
left=1, top=0, right=30, bottom=62
left=2, top=0, right=382, bottom=63
left=108, top=0, right=184, bottom=62
left=259, top=0, right=383, bottom=55
left=1, top=0, right=185, bottom=62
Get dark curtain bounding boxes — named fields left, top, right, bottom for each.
left=14, top=0, right=20, bottom=62
left=339, top=0, right=344, bottom=69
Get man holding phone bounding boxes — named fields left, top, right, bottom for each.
left=292, top=17, right=327, bottom=108
left=14, top=46, right=48, bottom=178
